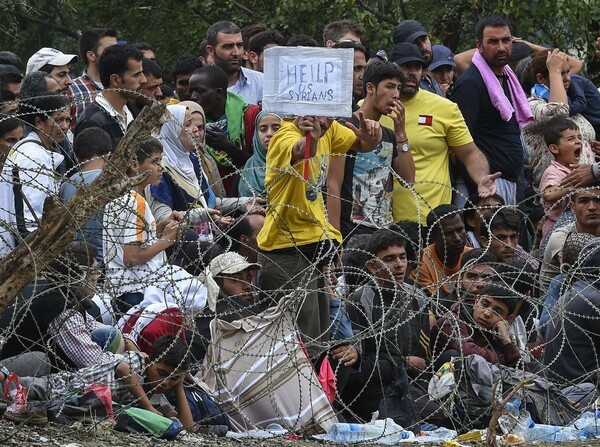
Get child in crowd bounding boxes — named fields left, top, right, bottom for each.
left=1, top=335, right=194, bottom=428
left=431, top=283, right=522, bottom=368
left=540, top=118, right=581, bottom=240
left=103, top=137, right=207, bottom=314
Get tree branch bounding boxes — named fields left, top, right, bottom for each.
left=9, top=9, right=79, bottom=39
left=356, top=0, right=396, bottom=26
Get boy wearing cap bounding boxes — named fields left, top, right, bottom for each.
left=26, top=47, right=78, bottom=95
left=428, top=45, right=456, bottom=97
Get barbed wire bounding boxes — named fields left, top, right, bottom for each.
left=0, top=90, right=598, bottom=443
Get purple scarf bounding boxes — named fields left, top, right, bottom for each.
left=472, top=51, right=533, bottom=129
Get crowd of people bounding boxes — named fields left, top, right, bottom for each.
left=0, top=13, right=599, bottom=436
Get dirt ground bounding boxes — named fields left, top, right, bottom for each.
left=2, top=420, right=600, bottom=447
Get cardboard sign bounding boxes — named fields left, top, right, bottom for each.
left=262, top=46, right=354, bottom=118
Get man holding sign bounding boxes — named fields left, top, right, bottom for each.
left=257, top=112, right=382, bottom=360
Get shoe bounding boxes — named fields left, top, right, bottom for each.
left=4, top=404, right=48, bottom=425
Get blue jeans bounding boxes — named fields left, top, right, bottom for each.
left=90, top=326, right=121, bottom=353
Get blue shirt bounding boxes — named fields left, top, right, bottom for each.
left=59, top=169, right=104, bottom=260
left=228, top=67, right=263, bottom=105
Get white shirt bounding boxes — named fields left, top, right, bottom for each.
left=95, top=92, right=134, bottom=134
left=228, top=67, right=264, bottom=105
left=9, top=132, right=64, bottom=232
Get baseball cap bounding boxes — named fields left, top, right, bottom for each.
left=209, top=252, right=260, bottom=277
left=393, top=19, right=428, bottom=45
left=0, top=64, right=23, bottom=78
left=26, top=48, right=78, bottom=75
left=388, top=42, right=425, bottom=66
left=428, top=45, right=457, bottom=71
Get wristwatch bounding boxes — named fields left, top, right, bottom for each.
left=398, top=142, right=410, bottom=153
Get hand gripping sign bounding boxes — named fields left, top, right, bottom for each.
left=262, top=47, right=354, bottom=179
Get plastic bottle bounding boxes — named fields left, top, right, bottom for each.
left=330, top=423, right=385, bottom=443
left=498, top=399, right=532, bottom=436
left=573, top=411, right=600, bottom=439
left=524, top=424, right=577, bottom=442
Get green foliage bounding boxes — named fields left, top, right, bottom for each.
left=0, top=0, right=598, bottom=84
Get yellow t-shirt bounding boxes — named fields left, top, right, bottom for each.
left=389, top=90, right=473, bottom=224
left=258, top=119, right=356, bottom=251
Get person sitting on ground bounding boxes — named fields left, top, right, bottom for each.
left=344, top=229, right=427, bottom=428
left=190, top=251, right=260, bottom=362
left=462, top=193, right=505, bottom=248
left=479, top=207, right=539, bottom=270
left=1, top=334, right=194, bottom=429
left=414, top=204, right=472, bottom=298
left=538, top=231, right=596, bottom=334
left=430, top=282, right=522, bottom=368
left=60, top=127, right=113, bottom=261
left=539, top=118, right=581, bottom=240
left=539, top=188, right=600, bottom=295
left=102, top=137, right=207, bottom=314
left=0, top=241, right=137, bottom=374
left=435, top=247, right=496, bottom=317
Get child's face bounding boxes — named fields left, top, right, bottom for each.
left=472, top=295, right=509, bottom=330
left=552, top=128, right=582, bottom=166
left=145, top=361, right=186, bottom=394
left=137, top=151, right=164, bottom=186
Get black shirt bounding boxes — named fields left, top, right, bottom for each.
left=451, top=65, right=524, bottom=182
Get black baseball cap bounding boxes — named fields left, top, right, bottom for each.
left=393, top=19, right=428, bottom=44
left=388, top=42, right=425, bottom=66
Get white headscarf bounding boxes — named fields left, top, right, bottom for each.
left=161, top=105, right=200, bottom=195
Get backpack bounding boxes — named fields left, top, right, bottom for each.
left=165, top=384, right=230, bottom=428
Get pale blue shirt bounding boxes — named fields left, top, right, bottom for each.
left=228, top=67, right=263, bottom=105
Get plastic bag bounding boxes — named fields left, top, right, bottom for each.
left=3, top=372, right=27, bottom=413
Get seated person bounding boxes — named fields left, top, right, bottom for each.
left=414, top=204, right=472, bottom=297
left=543, top=238, right=600, bottom=384
left=539, top=231, right=596, bottom=333
left=2, top=334, right=194, bottom=430
left=431, top=282, right=522, bottom=368
left=190, top=251, right=260, bottom=362
left=60, top=127, right=113, bottom=261
left=435, top=247, right=496, bottom=316
left=479, top=207, right=539, bottom=270
left=102, top=137, right=207, bottom=314
left=344, top=229, right=425, bottom=428
left=462, top=193, right=505, bottom=248
left=0, top=241, right=138, bottom=374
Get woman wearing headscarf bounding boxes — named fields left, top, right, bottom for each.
left=238, top=111, right=281, bottom=198
left=178, top=101, right=226, bottom=198
left=148, top=104, right=229, bottom=240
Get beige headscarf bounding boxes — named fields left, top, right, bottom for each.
left=179, top=101, right=225, bottom=198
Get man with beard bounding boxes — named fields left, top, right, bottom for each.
left=128, top=58, right=163, bottom=117
left=388, top=43, right=497, bottom=225
left=206, top=21, right=263, bottom=105
left=332, top=41, right=368, bottom=111
left=415, top=204, right=472, bottom=298
left=75, top=44, right=147, bottom=149
left=392, top=19, right=442, bottom=96
left=451, top=15, right=533, bottom=205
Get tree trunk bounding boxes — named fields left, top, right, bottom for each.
left=0, top=101, right=168, bottom=313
